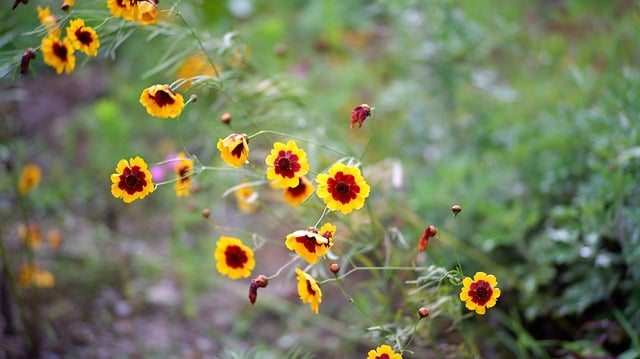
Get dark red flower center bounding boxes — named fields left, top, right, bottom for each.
left=118, top=165, right=147, bottom=195
left=75, top=27, right=94, bottom=45
left=287, top=178, right=307, bottom=196
left=305, top=279, right=316, bottom=296
left=377, top=355, right=390, bottom=359
left=327, top=171, right=359, bottom=204
left=150, top=88, right=175, bottom=107
left=468, top=280, right=493, bottom=306
left=274, top=150, right=300, bottom=178
left=295, top=234, right=325, bottom=254
left=231, top=142, right=246, bottom=158
left=53, top=42, right=68, bottom=61
left=225, top=245, right=248, bottom=269
left=177, top=165, right=191, bottom=184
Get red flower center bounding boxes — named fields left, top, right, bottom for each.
left=225, top=245, right=248, bottom=269
left=231, top=142, right=245, bottom=158
left=53, top=42, right=68, bottom=61
left=327, top=171, right=359, bottom=204
left=75, top=28, right=94, bottom=45
left=287, top=178, right=307, bottom=197
left=305, top=279, right=316, bottom=296
left=274, top=151, right=300, bottom=178
left=377, top=355, right=390, bottom=359
left=150, top=89, right=175, bottom=107
left=177, top=165, right=191, bottom=184
left=468, top=280, right=493, bottom=306
left=295, top=234, right=322, bottom=254
left=118, top=165, right=147, bottom=195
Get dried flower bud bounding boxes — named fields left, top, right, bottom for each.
left=329, top=263, right=340, bottom=274
left=202, top=208, right=211, bottom=218
left=61, top=2, right=70, bottom=11
left=451, top=204, right=462, bottom=216
left=20, top=48, right=36, bottom=74
left=418, top=307, right=430, bottom=318
left=12, top=0, right=28, bottom=10
left=253, top=274, right=268, bottom=288
left=248, top=274, right=268, bottom=304
left=189, top=94, right=198, bottom=103
left=425, top=225, right=437, bottom=237
left=418, top=225, right=437, bottom=252
left=350, top=104, right=371, bottom=129
left=220, top=112, right=232, bottom=124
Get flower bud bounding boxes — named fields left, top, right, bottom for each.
left=189, top=94, right=198, bottom=103
left=350, top=104, right=371, bottom=129
left=418, top=307, right=430, bottom=318
left=451, top=204, right=462, bottom=216
left=418, top=225, right=437, bottom=252
left=253, top=274, right=268, bottom=288
left=248, top=274, right=268, bottom=304
left=201, top=208, right=211, bottom=218
left=20, top=48, right=36, bottom=74
left=220, top=112, right=232, bottom=124
left=329, top=263, right=340, bottom=274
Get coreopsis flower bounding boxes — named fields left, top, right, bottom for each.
left=18, top=222, right=42, bottom=249
left=265, top=141, right=309, bottom=188
left=139, top=84, right=185, bottom=119
left=285, top=223, right=335, bottom=264
left=47, top=228, right=62, bottom=250
left=283, top=176, right=314, bottom=206
left=66, top=19, right=100, bottom=57
left=110, top=156, right=155, bottom=203
left=41, top=33, right=75, bottom=74
left=217, top=134, right=249, bottom=168
left=294, top=268, right=322, bottom=314
left=234, top=184, right=259, bottom=214
left=459, top=272, right=501, bottom=315
left=176, top=53, right=223, bottom=89
left=350, top=104, right=371, bottom=129
left=215, top=236, right=255, bottom=279
left=37, top=6, right=59, bottom=34
left=316, top=163, right=370, bottom=214
left=137, top=0, right=158, bottom=25
left=173, top=152, right=193, bottom=197
left=18, top=163, right=41, bottom=195
left=107, top=0, right=138, bottom=21
left=367, top=344, right=402, bottom=359
left=17, top=264, right=55, bottom=288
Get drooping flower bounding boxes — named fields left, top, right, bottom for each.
left=18, top=222, right=42, bottom=249
left=41, top=33, right=75, bottom=74
left=294, top=268, right=322, bottom=314
left=107, top=0, right=138, bottom=21
left=110, top=156, right=155, bottom=203
left=459, top=272, right=501, bottom=315
left=37, top=6, right=59, bottom=34
left=18, top=163, right=41, bottom=195
left=215, top=236, right=255, bottom=279
left=265, top=141, right=309, bottom=188
left=350, top=104, right=371, bottom=129
left=173, top=152, right=193, bottom=197
left=234, top=183, right=259, bottom=214
left=17, top=264, right=55, bottom=288
left=283, top=176, right=315, bottom=206
left=316, top=163, right=370, bottom=214
left=367, top=344, right=403, bottom=359
left=418, top=225, right=437, bottom=252
left=139, top=84, right=185, bottom=119
left=137, top=0, right=158, bottom=25
left=176, top=53, right=222, bottom=89
left=20, top=48, right=37, bottom=74
left=66, top=19, right=100, bottom=57
left=217, top=134, right=249, bottom=168
left=285, top=223, right=335, bottom=264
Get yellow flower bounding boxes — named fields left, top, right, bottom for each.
left=294, top=268, right=322, bottom=314
left=107, top=0, right=138, bottom=21
left=234, top=183, right=259, bottom=214
left=316, top=163, right=370, bottom=214
left=459, top=272, right=501, bottom=315
left=62, top=0, right=75, bottom=8
left=137, top=1, right=158, bottom=25
left=41, top=33, right=75, bottom=74
left=47, top=228, right=62, bottom=250
left=217, top=134, right=249, bottom=168
left=37, top=6, right=59, bottom=34
left=18, top=164, right=41, bottom=195
left=285, top=223, right=335, bottom=264
left=139, top=84, right=185, bottom=119
left=18, top=222, right=42, bottom=249
left=283, top=176, right=315, bottom=206
left=66, top=19, right=100, bottom=57
left=265, top=141, right=309, bottom=188
left=173, top=152, right=193, bottom=197
left=17, top=264, right=55, bottom=288
left=110, top=156, right=155, bottom=203
left=176, top=53, right=223, bottom=89
left=367, top=344, right=403, bottom=359
left=215, top=236, right=255, bottom=279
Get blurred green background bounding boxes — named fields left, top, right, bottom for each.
left=2, top=0, right=640, bottom=358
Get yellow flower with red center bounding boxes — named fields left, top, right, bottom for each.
left=283, top=176, right=315, bottom=206
left=234, top=184, right=259, bottom=214
left=217, top=134, right=249, bottom=168
left=110, top=156, right=155, bottom=203
left=66, top=19, right=100, bottom=57
left=18, top=164, right=41, bottom=195
left=137, top=1, right=158, bottom=25
left=294, top=268, right=322, bottom=314
left=18, top=222, right=42, bottom=249
left=316, top=163, right=370, bottom=214
left=285, top=223, right=335, bottom=264
left=62, top=0, right=75, bottom=9
left=215, top=236, right=255, bottom=279
left=367, top=344, right=403, bottom=359
left=41, top=32, right=75, bottom=74
left=139, top=84, right=185, bottom=119
left=37, top=6, right=59, bottom=34
left=265, top=141, right=309, bottom=188
left=17, top=264, right=55, bottom=288
left=459, top=271, right=501, bottom=315
left=107, top=0, right=138, bottom=21
left=173, top=152, right=193, bottom=197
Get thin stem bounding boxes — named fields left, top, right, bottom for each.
left=248, top=130, right=348, bottom=156
left=267, top=256, right=299, bottom=280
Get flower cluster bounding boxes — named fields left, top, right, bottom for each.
left=107, top=0, right=158, bottom=25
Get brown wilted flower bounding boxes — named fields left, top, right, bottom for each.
left=418, top=225, right=437, bottom=252
left=20, top=48, right=36, bottom=74
left=350, top=104, right=371, bottom=129
left=249, top=274, right=268, bottom=304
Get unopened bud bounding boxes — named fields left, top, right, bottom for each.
left=189, top=94, right=198, bottom=103
left=451, top=204, right=462, bottom=216
left=220, top=112, right=232, bottom=124
left=20, top=48, right=36, bottom=74
left=418, top=307, right=430, bottom=318
left=253, top=274, right=268, bottom=288
left=329, top=263, right=340, bottom=274
left=425, top=225, right=437, bottom=237
left=202, top=208, right=211, bottom=218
